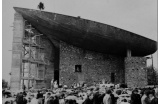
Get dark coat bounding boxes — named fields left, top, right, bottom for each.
left=110, top=94, right=115, bottom=104
left=97, top=94, right=105, bottom=104
left=93, top=92, right=100, bottom=104
left=83, top=98, right=94, bottom=104
left=16, top=93, right=27, bottom=104
left=48, top=97, right=59, bottom=104
left=150, top=97, right=158, bottom=104
left=131, top=94, right=141, bottom=104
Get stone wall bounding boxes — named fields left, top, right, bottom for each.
left=125, top=57, right=147, bottom=88
left=59, top=41, right=125, bottom=86
left=10, top=12, right=24, bottom=92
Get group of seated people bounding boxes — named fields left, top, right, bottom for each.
left=2, top=82, right=158, bottom=104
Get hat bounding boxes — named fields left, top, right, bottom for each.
left=64, top=85, right=67, bottom=88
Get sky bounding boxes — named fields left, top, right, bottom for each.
left=2, top=0, right=157, bottom=82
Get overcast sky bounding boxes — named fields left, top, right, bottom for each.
left=2, top=0, right=157, bottom=82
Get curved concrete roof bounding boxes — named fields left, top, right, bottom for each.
left=14, top=7, right=157, bottom=57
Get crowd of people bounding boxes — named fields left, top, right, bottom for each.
left=2, top=81, right=158, bottom=104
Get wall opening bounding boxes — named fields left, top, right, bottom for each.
left=54, top=46, right=60, bottom=84
left=75, top=65, right=82, bottom=72
left=111, top=73, right=115, bottom=83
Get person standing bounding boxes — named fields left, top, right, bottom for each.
left=37, top=2, right=45, bottom=10
left=110, top=91, right=115, bottom=104
left=37, top=92, right=43, bottom=104
left=97, top=93, right=105, bottom=104
left=30, top=94, right=38, bottom=104
left=154, top=87, right=158, bottom=98
left=148, top=90, right=158, bottom=104
left=51, top=79, right=54, bottom=90
left=45, top=93, right=51, bottom=104
left=131, top=89, right=141, bottom=104
left=23, top=85, right=26, bottom=91
left=54, top=80, right=58, bottom=89
left=52, top=96, right=59, bottom=104
left=141, top=90, right=150, bottom=104
left=16, top=92, right=27, bottom=104
left=103, top=90, right=112, bottom=104
left=83, top=93, right=94, bottom=104
left=92, top=88, right=100, bottom=104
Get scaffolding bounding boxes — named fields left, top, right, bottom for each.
left=20, top=20, right=49, bottom=90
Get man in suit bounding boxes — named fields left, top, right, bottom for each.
left=131, top=89, right=141, bottom=104
left=148, top=90, right=158, bottom=104
left=141, top=89, right=150, bottom=104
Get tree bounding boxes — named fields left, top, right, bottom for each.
left=146, top=66, right=158, bottom=85
left=2, top=79, right=8, bottom=89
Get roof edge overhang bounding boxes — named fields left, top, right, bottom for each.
left=13, top=7, right=157, bottom=57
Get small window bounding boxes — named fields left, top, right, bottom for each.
left=75, top=65, right=82, bottom=72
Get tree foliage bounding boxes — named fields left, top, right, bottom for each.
left=146, top=66, right=158, bottom=85
left=2, top=79, right=8, bottom=89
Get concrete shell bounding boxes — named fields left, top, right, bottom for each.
left=14, top=7, right=157, bottom=57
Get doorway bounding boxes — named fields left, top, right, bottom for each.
left=111, top=73, right=115, bottom=83
left=54, top=46, right=60, bottom=84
